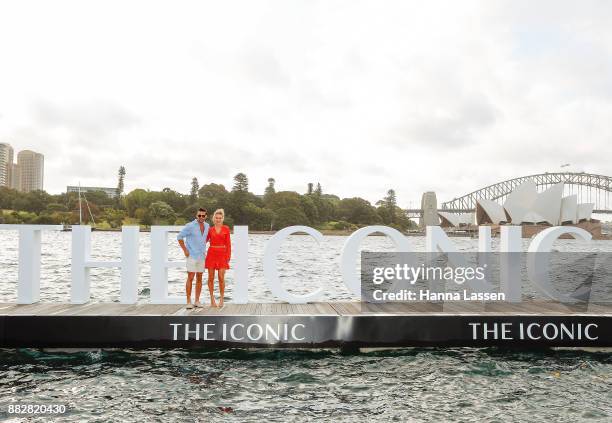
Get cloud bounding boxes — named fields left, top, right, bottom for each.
left=392, top=96, right=500, bottom=147
left=242, top=46, right=289, bottom=87
left=0, top=0, right=611, bottom=209
left=30, top=100, right=139, bottom=138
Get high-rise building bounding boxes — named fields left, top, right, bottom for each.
left=0, top=144, right=44, bottom=192
left=0, top=142, right=14, bottom=187
left=16, top=150, right=44, bottom=192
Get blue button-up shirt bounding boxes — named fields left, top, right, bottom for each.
left=177, top=219, right=210, bottom=260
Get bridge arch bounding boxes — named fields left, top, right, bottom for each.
left=440, top=172, right=612, bottom=211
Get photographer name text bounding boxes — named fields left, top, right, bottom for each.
left=372, top=289, right=505, bottom=302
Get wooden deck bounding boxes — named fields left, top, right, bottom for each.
left=0, top=301, right=610, bottom=316
left=1, top=301, right=610, bottom=348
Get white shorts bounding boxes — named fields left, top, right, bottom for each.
left=186, top=256, right=205, bottom=273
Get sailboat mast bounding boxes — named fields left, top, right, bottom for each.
left=78, top=183, right=83, bottom=225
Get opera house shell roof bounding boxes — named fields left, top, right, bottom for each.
left=439, top=212, right=475, bottom=227
left=440, top=181, right=595, bottom=227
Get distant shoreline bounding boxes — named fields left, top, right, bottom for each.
left=71, top=227, right=427, bottom=236
left=67, top=227, right=612, bottom=239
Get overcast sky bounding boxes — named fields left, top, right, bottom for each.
left=0, top=1, right=611, bottom=207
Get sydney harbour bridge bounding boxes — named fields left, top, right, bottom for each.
left=405, top=172, right=612, bottom=218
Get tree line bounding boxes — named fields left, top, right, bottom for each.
left=0, top=170, right=416, bottom=232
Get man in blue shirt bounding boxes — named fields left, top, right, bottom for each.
left=177, top=208, right=210, bottom=309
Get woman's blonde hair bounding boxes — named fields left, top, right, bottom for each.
left=213, top=208, right=225, bottom=219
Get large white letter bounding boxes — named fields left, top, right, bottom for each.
left=263, top=226, right=324, bottom=303
left=150, top=225, right=185, bottom=304
left=71, top=225, right=140, bottom=304
left=426, top=226, right=494, bottom=295
left=498, top=226, right=522, bottom=302
left=232, top=226, right=249, bottom=304
left=426, top=225, right=458, bottom=254
left=478, top=226, right=492, bottom=253
left=527, top=226, right=591, bottom=302
left=341, top=226, right=413, bottom=297
left=0, top=224, right=63, bottom=304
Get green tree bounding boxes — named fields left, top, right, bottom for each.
left=273, top=207, right=310, bottom=229
left=125, top=189, right=152, bottom=217
left=311, top=188, right=338, bottom=222
left=134, top=207, right=148, bottom=221
left=103, top=208, right=127, bottom=228
left=300, top=195, right=318, bottom=224
left=232, top=173, right=249, bottom=192
left=243, top=202, right=274, bottom=230
left=229, top=173, right=250, bottom=224
left=51, top=211, right=73, bottom=225
left=319, top=196, right=339, bottom=222
left=268, top=191, right=302, bottom=210
left=0, top=187, right=16, bottom=208
left=11, top=190, right=52, bottom=214
left=393, top=208, right=416, bottom=231
left=264, top=178, right=276, bottom=203
left=148, top=201, right=176, bottom=224
left=84, top=190, right=114, bottom=207
left=377, top=189, right=398, bottom=225
left=156, top=188, right=187, bottom=213
left=337, top=197, right=380, bottom=225
left=190, top=177, right=199, bottom=202
left=199, top=183, right=229, bottom=203
left=116, top=166, right=126, bottom=207
left=140, top=209, right=153, bottom=226
left=46, top=203, right=67, bottom=213
left=32, top=213, right=57, bottom=224
left=385, top=189, right=397, bottom=210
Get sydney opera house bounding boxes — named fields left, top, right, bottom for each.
left=438, top=180, right=601, bottom=238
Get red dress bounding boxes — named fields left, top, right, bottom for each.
left=205, top=225, right=231, bottom=269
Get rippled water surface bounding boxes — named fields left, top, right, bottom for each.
left=0, top=232, right=611, bottom=421
left=1, top=348, right=611, bottom=422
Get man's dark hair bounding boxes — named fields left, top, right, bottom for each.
left=198, top=208, right=207, bottom=214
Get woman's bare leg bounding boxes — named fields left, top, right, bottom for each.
left=218, top=269, right=226, bottom=307
left=207, top=269, right=217, bottom=307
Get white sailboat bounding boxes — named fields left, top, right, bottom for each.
left=64, top=183, right=96, bottom=230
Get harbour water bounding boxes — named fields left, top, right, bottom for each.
left=1, top=231, right=611, bottom=421
left=1, top=347, right=611, bottom=422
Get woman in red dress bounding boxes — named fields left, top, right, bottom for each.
left=205, top=209, right=231, bottom=307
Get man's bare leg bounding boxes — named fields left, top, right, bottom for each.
left=207, top=269, right=217, bottom=307
left=218, top=269, right=226, bottom=308
left=194, top=272, right=203, bottom=306
left=186, top=272, right=195, bottom=306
